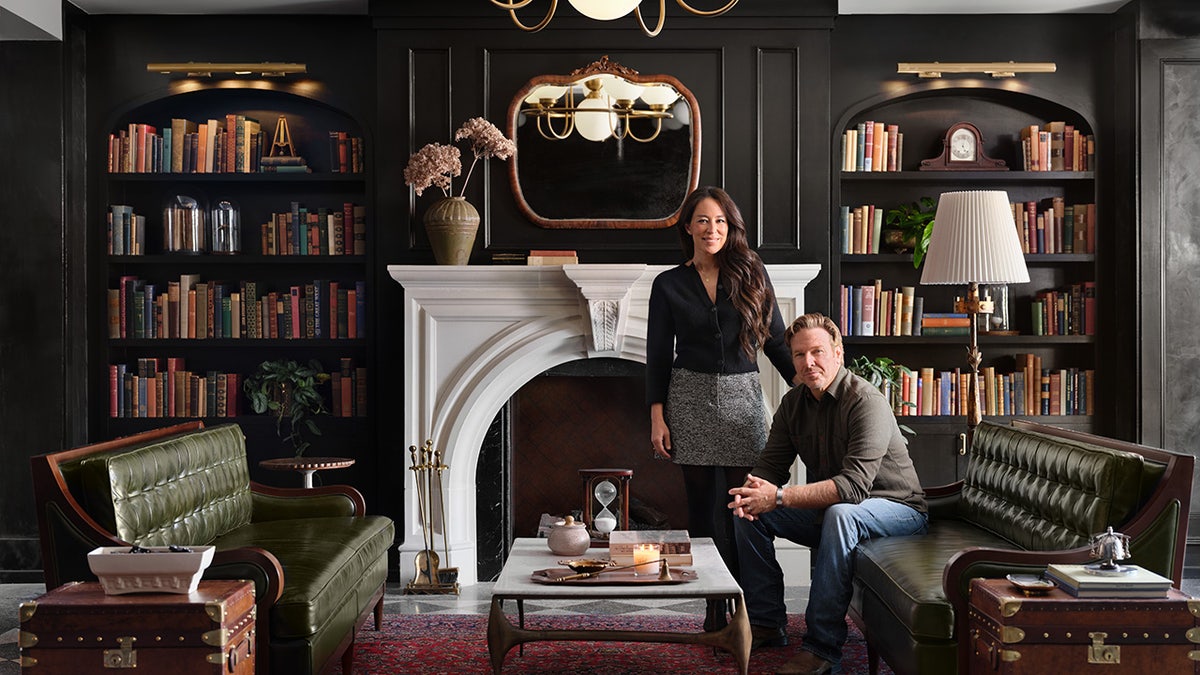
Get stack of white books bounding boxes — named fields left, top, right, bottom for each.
left=1044, top=563, right=1173, bottom=598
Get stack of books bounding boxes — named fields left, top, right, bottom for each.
left=608, top=530, right=692, bottom=566
left=1044, top=563, right=1172, bottom=598
left=526, top=249, right=578, bottom=265
left=920, top=312, right=971, bottom=336
left=260, top=155, right=310, bottom=173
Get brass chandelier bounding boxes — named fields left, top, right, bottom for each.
left=523, top=74, right=681, bottom=142
left=489, top=0, right=739, bottom=37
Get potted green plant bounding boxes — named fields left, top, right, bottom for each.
left=884, top=196, right=937, bottom=269
left=847, top=355, right=916, bottom=434
left=244, top=358, right=330, bottom=456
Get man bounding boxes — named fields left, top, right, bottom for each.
left=728, top=313, right=927, bottom=675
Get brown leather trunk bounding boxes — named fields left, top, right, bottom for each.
left=19, top=580, right=255, bottom=674
left=968, top=577, right=1200, bottom=674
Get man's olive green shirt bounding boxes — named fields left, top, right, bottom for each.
left=752, top=366, right=927, bottom=513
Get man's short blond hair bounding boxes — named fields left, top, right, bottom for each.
left=785, top=312, right=843, bottom=350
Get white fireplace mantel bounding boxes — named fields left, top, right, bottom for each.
left=387, top=263, right=820, bottom=585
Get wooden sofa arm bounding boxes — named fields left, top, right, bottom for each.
left=251, top=481, right=367, bottom=518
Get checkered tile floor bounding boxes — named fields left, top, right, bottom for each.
left=384, top=581, right=811, bottom=616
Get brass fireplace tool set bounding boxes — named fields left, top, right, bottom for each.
left=404, top=439, right=459, bottom=594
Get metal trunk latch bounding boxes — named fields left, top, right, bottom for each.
left=103, top=636, right=137, bottom=668
left=1088, top=632, right=1120, bottom=664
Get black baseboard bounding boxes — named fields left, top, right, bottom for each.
left=1184, top=541, right=1200, bottom=579
left=0, top=570, right=44, bottom=584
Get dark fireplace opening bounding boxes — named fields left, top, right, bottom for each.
left=475, top=358, right=688, bottom=581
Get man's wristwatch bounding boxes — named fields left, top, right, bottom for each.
left=776, top=485, right=786, bottom=508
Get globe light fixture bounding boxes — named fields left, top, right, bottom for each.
left=489, top=0, right=739, bottom=37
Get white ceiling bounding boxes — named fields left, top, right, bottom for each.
left=67, top=0, right=367, bottom=13
left=66, top=0, right=1126, bottom=15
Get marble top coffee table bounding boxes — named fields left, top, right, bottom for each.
left=487, top=537, right=751, bottom=674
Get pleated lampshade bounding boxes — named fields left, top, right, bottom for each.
left=920, top=190, right=1030, bottom=285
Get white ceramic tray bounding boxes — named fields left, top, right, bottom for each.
left=87, top=545, right=215, bottom=595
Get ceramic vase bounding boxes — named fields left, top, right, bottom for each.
left=423, top=196, right=480, bottom=265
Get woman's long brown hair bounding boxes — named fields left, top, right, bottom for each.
left=676, top=186, right=775, bottom=361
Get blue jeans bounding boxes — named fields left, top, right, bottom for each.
left=734, top=498, right=928, bottom=666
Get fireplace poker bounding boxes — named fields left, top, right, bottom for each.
left=432, top=446, right=458, bottom=583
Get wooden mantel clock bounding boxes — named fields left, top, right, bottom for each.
left=920, top=121, right=1008, bottom=171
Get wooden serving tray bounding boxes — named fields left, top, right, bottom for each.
left=531, top=568, right=697, bottom=585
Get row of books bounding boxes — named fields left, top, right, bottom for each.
left=841, top=282, right=1096, bottom=338
left=108, top=275, right=366, bottom=341
left=839, top=204, right=886, bottom=254
left=107, top=205, right=146, bottom=255
left=840, top=121, right=903, bottom=172
left=1020, top=122, right=1095, bottom=172
left=839, top=284, right=924, bottom=337
left=108, top=357, right=367, bottom=419
left=1032, top=284, right=1096, bottom=336
left=328, top=357, right=368, bottom=418
left=105, top=115, right=364, bottom=174
left=839, top=121, right=1095, bottom=174
left=109, top=359, right=241, bottom=419
left=840, top=197, right=1096, bottom=256
left=882, top=362, right=1095, bottom=417
left=1012, top=198, right=1096, bottom=255
left=328, top=131, right=365, bottom=174
left=107, top=116, right=263, bottom=174
left=260, top=202, right=367, bottom=256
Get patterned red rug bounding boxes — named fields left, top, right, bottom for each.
left=337, top=613, right=895, bottom=674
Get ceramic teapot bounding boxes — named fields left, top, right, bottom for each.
left=546, top=515, right=590, bottom=556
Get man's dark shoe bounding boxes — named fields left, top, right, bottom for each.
left=775, top=649, right=834, bottom=675
left=750, top=624, right=788, bottom=649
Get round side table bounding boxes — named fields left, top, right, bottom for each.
left=259, top=457, right=355, bottom=488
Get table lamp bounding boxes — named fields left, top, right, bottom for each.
left=919, top=190, right=1029, bottom=437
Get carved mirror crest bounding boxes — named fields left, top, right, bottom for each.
left=507, top=56, right=701, bottom=229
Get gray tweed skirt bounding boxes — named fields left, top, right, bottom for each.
left=665, top=367, right=769, bottom=467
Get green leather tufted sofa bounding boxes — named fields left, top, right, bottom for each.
left=31, top=421, right=395, bottom=675
left=848, top=420, right=1193, bottom=675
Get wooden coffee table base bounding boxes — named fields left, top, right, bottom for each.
left=486, top=596, right=751, bottom=674
left=485, top=538, right=751, bottom=674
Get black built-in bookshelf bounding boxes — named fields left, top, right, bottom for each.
left=832, top=87, right=1099, bottom=487
left=96, top=87, right=374, bottom=465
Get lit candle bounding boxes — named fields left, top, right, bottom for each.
left=632, top=543, right=660, bottom=575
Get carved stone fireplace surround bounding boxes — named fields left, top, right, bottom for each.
left=388, top=263, right=820, bottom=585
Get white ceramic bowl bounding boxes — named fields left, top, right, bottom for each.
left=87, top=545, right=215, bottom=595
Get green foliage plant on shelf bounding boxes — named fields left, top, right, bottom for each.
left=244, top=358, right=330, bottom=457
left=847, top=355, right=916, bottom=435
left=885, top=196, right=937, bottom=269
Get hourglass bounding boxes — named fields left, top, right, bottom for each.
left=592, top=480, right=619, bottom=535
left=579, top=468, right=631, bottom=540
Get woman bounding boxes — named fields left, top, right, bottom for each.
left=646, top=185, right=797, bottom=583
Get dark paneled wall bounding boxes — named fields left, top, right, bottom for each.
left=0, top=37, right=70, bottom=581
left=4, top=1, right=1190, bottom=579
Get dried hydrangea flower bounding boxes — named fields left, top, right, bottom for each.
left=405, top=118, right=515, bottom=198
left=455, top=117, right=516, bottom=162
left=403, top=143, right=461, bottom=197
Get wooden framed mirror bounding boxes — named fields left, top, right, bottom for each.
left=506, top=56, right=701, bottom=229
